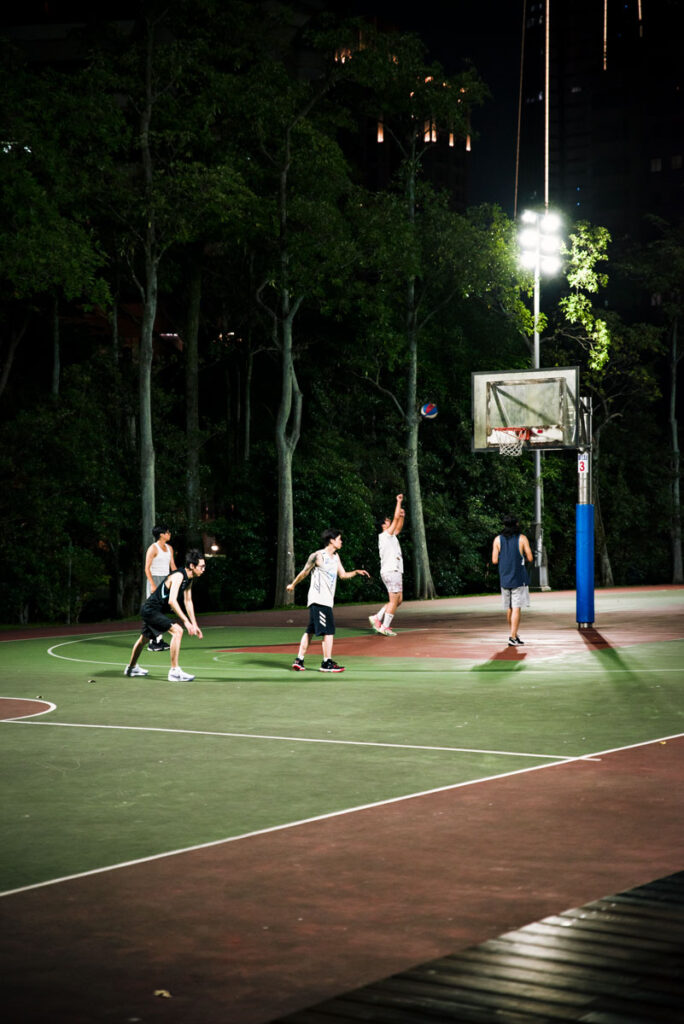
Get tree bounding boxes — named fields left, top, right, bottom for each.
left=551, top=223, right=663, bottom=584
left=341, top=30, right=487, bottom=598
left=239, top=42, right=359, bottom=606
left=623, top=218, right=684, bottom=583
left=0, top=54, right=109, bottom=401
left=79, top=1, right=250, bottom=587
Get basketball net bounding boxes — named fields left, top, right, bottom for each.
left=492, top=428, right=530, bottom=457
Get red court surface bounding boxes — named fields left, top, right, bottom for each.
left=2, top=739, right=683, bottom=1023
left=1, top=587, right=683, bottom=1023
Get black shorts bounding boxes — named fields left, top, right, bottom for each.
left=140, top=604, right=173, bottom=640
left=306, top=603, right=335, bottom=637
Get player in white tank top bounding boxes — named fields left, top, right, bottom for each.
left=144, top=525, right=177, bottom=651
left=287, top=530, right=369, bottom=672
left=145, top=526, right=177, bottom=597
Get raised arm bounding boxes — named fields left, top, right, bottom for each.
left=387, top=494, right=404, bottom=536
left=286, top=551, right=320, bottom=592
left=337, top=558, right=370, bottom=581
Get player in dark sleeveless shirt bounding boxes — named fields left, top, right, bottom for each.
left=492, top=515, right=533, bottom=647
left=124, top=549, right=206, bottom=681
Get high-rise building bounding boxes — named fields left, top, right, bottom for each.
left=516, top=0, right=684, bottom=237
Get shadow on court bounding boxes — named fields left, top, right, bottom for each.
left=470, top=645, right=527, bottom=672
left=579, top=625, right=642, bottom=683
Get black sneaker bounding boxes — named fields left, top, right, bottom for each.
left=292, top=657, right=305, bottom=671
left=508, top=637, right=517, bottom=647
left=320, top=659, right=345, bottom=673
left=513, top=635, right=525, bottom=646
left=148, top=639, right=170, bottom=652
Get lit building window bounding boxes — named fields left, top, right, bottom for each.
left=377, top=120, right=384, bottom=143
left=423, top=119, right=437, bottom=143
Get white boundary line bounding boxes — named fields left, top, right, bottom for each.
left=2, top=717, right=580, bottom=761
left=2, top=731, right=683, bottom=900
left=0, top=697, right=57, bottom=717
left=36, top=632, right=684, bottom=673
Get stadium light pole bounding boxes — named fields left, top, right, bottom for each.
left=519, top=210, right=562, bottom=590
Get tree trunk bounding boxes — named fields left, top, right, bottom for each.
left=274, top=307, right=302, bottom=607
left=51, top=298, right=60, bottom=398
left=404, top=163, right=436, bottom=599
left=139, top=257, right=157, bottom=593
left=0, top=311, right=30, bottom=399
left=110, top=294, right=120, bottom=365
left=244, top=344, right=253, bottom=463
left=139, top=18, right=158, bottom=596
left=406, top=412, right=435, bottom=598
left=670, top=316, right=682, bottom=583
left=185, top=260, right=202, bottom=546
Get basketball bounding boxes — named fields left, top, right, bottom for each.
left=420, top=401, right=438, bottom=419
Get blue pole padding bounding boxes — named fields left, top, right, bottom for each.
left=576, top=504, right=595, bottom=625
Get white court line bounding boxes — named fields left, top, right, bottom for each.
left=0, top=697, right=57, bottom=718
left=38, top=635, right=684, bottom=674
left=3, top=731, right=682, bottom=900
left=3, top=717, right=580, bottom=761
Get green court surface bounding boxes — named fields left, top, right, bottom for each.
left=2, top=588, right=683, bottom=896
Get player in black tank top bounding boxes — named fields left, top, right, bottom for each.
left=124, top=551, right=206, bottom=682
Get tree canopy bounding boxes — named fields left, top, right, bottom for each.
left=0, top=0, right=679, bottom=624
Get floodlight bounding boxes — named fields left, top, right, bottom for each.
left=540, top=234, right=560, bottom=254
left=519, top=228, right=539, bottom=250
left=540, top=255, right=561, bottom=275
left=540, top=212, right=561, bottom=233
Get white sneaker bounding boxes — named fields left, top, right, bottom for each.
left=168, top=667, right=195, bottom=682
left=124, top=665, right=148, bottom=677
left=379, top=626, right=397, bottom=636
left=369, top=615, right=382, bottom=633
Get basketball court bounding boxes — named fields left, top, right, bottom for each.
left=1, top=585, right=683, bottom=1022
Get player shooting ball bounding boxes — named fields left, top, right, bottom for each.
left=369, top=493, right=405, bottom=636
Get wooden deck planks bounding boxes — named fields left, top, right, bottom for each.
left=272, top=871, right=684, bottom=1023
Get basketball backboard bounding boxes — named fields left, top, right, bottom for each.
left=472, top=366, right=580, bottom=452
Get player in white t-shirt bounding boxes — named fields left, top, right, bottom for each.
left=287, top=529, right=369, bottom=673
left=369, top=493, right=405, bottom=636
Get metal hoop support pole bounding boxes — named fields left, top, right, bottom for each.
left=576, top=396, right=595, bottom=628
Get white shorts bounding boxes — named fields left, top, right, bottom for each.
left=381, top=571, right=403, bottom=594
left=501, top=585, right=530, bottom=610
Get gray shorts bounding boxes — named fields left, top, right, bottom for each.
left=381, top=571, right=403, bottom=594
left=147, top=574, right=168, bottom=597
left=501, top=585, right=530, bottom=610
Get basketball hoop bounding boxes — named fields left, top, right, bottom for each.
left=491, top=427, right=531, bottom=457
